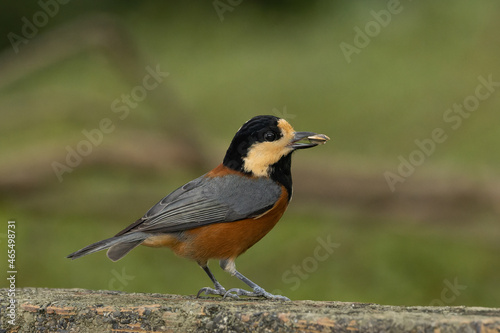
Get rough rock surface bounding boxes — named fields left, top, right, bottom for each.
left=1, top=288, right=499, bottom=332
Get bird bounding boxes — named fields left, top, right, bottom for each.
left=67, top=115, right=329, bottom=300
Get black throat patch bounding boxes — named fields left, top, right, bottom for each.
left=268, top=153, right=293, bottom=201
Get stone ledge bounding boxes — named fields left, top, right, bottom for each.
left=1, top=288, right=499, bottom=332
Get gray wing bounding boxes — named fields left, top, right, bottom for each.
left=118, top=174, right=283, bottom=235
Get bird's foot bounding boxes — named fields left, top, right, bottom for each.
left=197, top=287, right=226, bottom=298
left=197, top=283, right=238, bottom=299
left=223, top=286, right=290, bottom=301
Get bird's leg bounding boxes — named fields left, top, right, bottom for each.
left=196, top=264, right=237, bottom=298
left=219, top=259, right=290, bottom=301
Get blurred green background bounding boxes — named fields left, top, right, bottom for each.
left=1, top=1, right=499, bottom=307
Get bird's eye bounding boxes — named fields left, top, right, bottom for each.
left=263, top=131, right=277, bottom=142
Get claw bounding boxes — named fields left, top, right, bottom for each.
left=223, top=287, right=290, bottom=301
left=223, top=288, right=251, bottom=298
left=197, top=286, right=235, bottom=298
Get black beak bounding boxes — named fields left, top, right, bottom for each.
left=289, top=132, right=330, bottom=150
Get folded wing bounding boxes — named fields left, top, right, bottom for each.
left=115, top=174, right=283, bottom=236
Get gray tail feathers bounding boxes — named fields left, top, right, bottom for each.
left=66, top=232, right=149, bottom=262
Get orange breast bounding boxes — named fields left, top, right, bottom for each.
left=205, top=163, right=247, bottom=177
left=182, top=186, right=289, bottom=263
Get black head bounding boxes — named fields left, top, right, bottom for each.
left=223, top=115, right=329, bottom=193
left=223, top=115, right=287, bottom=174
